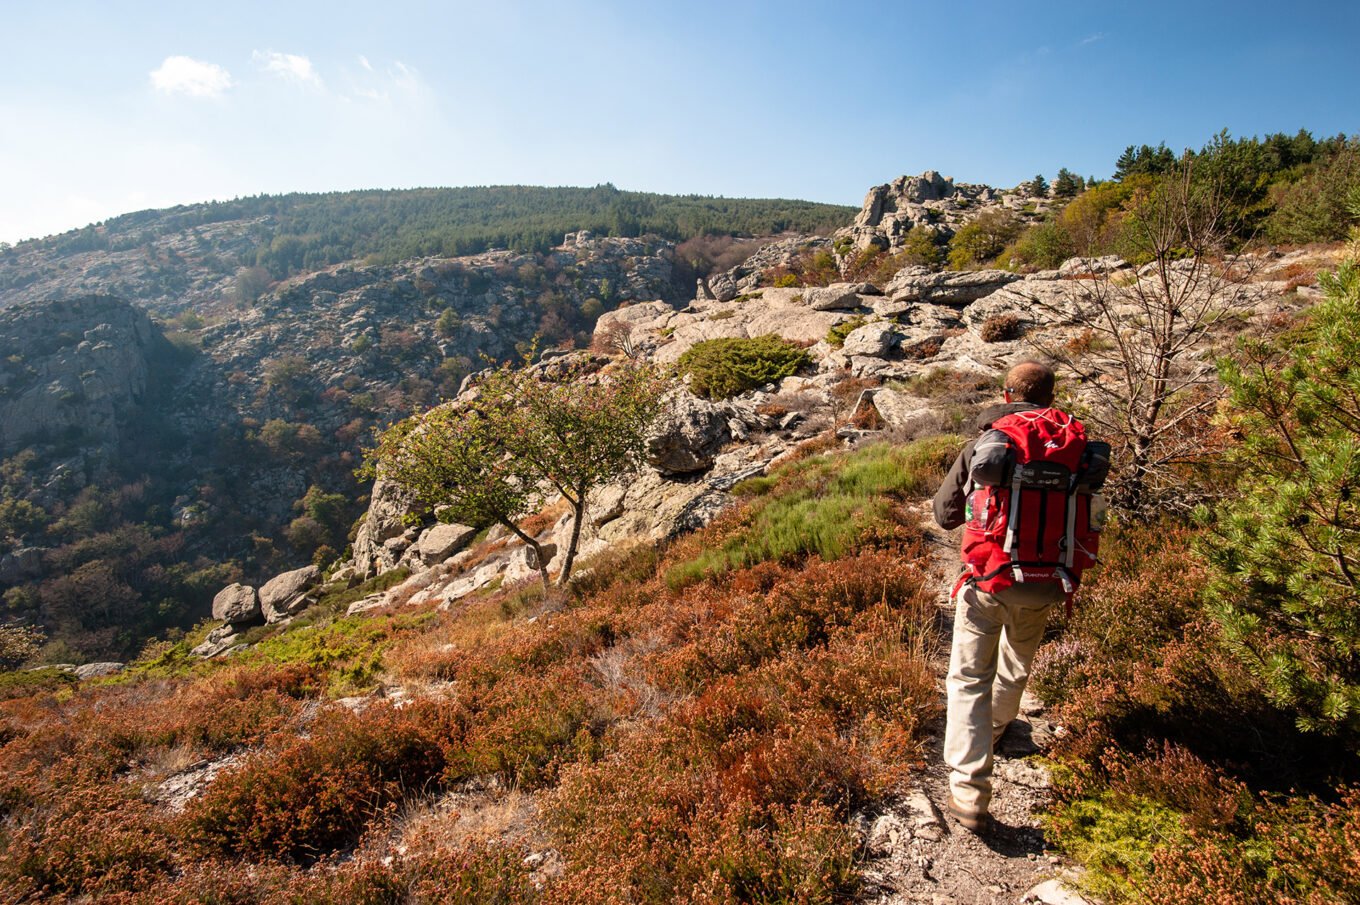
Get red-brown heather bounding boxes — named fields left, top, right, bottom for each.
left=0, top=441, right=945, bottom=902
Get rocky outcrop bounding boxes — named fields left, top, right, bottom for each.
left=0, top=296, right=163, bottom=456
left=0, top=548, right=44, bottom=585
left=805, top=283, right=869, bottom=311
left=700, top=237, right=833, bottom=301
left=74, top=662, right=125, bottom=680
left=836, top=172, right=1051, bottom=252
left=353, top=477, right=422, bottom=578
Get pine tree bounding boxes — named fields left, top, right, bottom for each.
left=1053, top=168, right=1084, bottom=198
left=1114, top=146, right=1138, bottom=181
left=1201, top=260, right=1360, bottom=736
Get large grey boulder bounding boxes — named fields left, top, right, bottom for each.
left=804, top=283, right=868, bottom=311
left=211, top=583, right=261, bottom=625
left=75, top=662, right=125, bottom=680
left=841, top=323, right=897, bottom=358
left=260, top=565, right=321, bottom=623
left=412, top=523, right=478, bottom=565
left=886, top=268, right=1021, bottom=306
left=646, top=392, right=733, bottom=476
left=869, top=389, right=945, bottom=438
left=1058, top=255, right=1128, bottom=277
left=967, top=279, right=1092, bottom=327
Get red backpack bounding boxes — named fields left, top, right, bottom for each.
left=957, top=408, right=1109, bottom=604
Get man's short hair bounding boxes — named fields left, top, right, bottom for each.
left=1005, top=361, right=1055, bottom=405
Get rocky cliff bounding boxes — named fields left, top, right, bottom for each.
left=0, top=295, right=164, bottom=456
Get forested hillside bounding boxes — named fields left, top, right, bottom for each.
left=3, top=184, right=856, bottom=284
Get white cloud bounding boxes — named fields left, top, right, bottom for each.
left=149, top=56, right=234, bottom=97
left=1079, top=33, right=1105, bottom=46
left=347, top=59, right=430, bottom=105
left=389, top=61, right=426, bottom=95
left=253, top=51, right=323, bottom=87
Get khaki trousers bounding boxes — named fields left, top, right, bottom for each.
left=944, top=580, right=1060, bottom=814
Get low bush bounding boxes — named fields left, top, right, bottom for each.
left=183, top=699, right=460, bottom=861
left=825, top=316, right=867, bottom=348
left=677, top=334, right=812, bottom=400
left=1036, top=518, right=1360, bottom=901
left=978, top=313, right=1025, bottom=342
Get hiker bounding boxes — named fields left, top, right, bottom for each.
left=932, top=360, right=1108, bottom=833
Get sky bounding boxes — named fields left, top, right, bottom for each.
left=2, top=0, right=1357, bottom=245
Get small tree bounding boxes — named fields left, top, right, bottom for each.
left=1030, top=157, right=1253, bottom=514
left=370, top=359, right=667, bottom=590
left=900, top=225, right=944, bottom=267
left=1201, top=260, right=1360, bottom=736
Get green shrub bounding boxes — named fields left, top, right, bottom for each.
left=1046, top=792, right=1190, bottom=902
left=825, top=316, right=867, bottom=348
left=677, top=335, right=812, bottom=400
left=1000, top=220, right=1075, bottom=271
left=900, top=225, right=944, bottom=267
left=947, top=209, right=1022, bottom=270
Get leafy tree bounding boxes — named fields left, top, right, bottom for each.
left=1267, top=143, right=1360, bottom=244
left=900, top=225, right=944, bottom=267
left=1056, top=178, right=1140, bottom=255
left=263, top=355, right=310, bottom=400
left=369, top=359, right=667, bottom=590
left=0, top=498, right=47, bottom=541
left=1030, top=174, right=1050, bottom=196
left=435, top=307, right=460, bottom=337
left=233, top=266, right=272, bottom=307
left=1201, top=260, right=1360, bottom=736
left=1001, top=220, right=1073, bottom=271
left=947, top=209, right=1022, bottom=270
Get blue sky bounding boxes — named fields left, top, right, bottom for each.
left=2, top=0, right=1357, bottom=244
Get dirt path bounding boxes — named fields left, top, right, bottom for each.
left=852, top=507, right=1091, bottom=905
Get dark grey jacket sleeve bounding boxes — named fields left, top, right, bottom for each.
left=932, top=440, right=974, bottom=530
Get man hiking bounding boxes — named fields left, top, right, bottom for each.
left=932, top=360, right=1107, bottom=832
